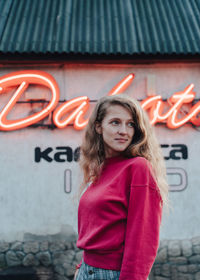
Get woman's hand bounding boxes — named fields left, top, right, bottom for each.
left=74, top=268, right=79, bottom=280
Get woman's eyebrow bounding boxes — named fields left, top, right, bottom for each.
left=109, top=117, right=120, bottom=120
left=109, top=117, right=134, bottom=122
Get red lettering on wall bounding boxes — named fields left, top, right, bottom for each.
left=141, top=84, right=200, bottom=128
left=0, top=71, right=59, bottom=131
left=0, top=70, right=199, bottom=131
left=53, top=96, right=89, bottom=130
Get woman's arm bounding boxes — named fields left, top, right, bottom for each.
left=119, top=162, right=163, bottom=280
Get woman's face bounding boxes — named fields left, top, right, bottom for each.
left=96, top=105, right=135, bottom=158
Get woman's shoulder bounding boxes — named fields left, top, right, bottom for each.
left=124, top=156, right=157, bottom=186
left=124, top=156, right=150, bottom=169
left=123, top=157, right=162, bottom=201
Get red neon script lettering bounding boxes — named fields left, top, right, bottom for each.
left=53, top=96, right=89, bottom=130
left=141, top=84, right=200, bottom=129
left=0, top=71, right=59, bottom=131
left=53, top=73, right=135, bottom=129
left=108, top=74, right=135, bottom=95
left=0, top=70, right=199, bottom=131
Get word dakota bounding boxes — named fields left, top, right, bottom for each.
left=0, top=70, right=199, bottom=131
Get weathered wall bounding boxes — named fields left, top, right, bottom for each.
left=0, top=235, right=200, bottom=279
left=0, top=63, right=200, bottom=241
left=150, top=236, right=200, bottom=280
left=0, top=63, right=200, bottom=278
left=0, top=226, right=80, bottom=280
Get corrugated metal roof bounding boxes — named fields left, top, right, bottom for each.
left=0, top=0, right=199, bottom=56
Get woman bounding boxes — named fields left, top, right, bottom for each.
left=74, top=95, right=168, bottom=280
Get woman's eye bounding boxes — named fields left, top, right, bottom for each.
left=111, top=120, right=119, bottom=125
left=128, top=122, right=134, bottom=127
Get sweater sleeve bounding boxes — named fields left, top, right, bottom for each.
left=119, top=163, right=163, bottom=280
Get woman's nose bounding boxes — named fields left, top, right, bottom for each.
left=118, top=123, right=127, bottom=134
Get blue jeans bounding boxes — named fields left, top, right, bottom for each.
left=76, top=260, right=120, bottom=280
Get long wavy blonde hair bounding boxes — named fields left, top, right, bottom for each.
left=79, top=94, right=169, bottom=207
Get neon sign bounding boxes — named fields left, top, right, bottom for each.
left=141, top=83, right=200, bottom=128
left=0, top=71, right=59, bottom=131
left=0, top=70, right=199, bottom=131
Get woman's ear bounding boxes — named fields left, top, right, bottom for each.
left=95, top=122, right=102, bottom=134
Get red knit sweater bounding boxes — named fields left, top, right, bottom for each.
left=76, top=156, right=163, bottom=280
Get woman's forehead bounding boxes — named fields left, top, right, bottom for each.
left=104, top=104, right=133, bottom=119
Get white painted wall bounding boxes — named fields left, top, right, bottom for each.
left=0, top=63, right=199, bottom=241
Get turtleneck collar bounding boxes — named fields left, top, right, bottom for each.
left=104, top=155, right=126, bottom=165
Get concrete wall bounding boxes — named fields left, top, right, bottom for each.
left=0, top=63, right=200, bottom=243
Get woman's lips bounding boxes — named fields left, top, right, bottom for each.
left=115, top=138, right=128, bottom=143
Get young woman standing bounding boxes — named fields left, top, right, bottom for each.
left=74, top=95, right=168, bottom=280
